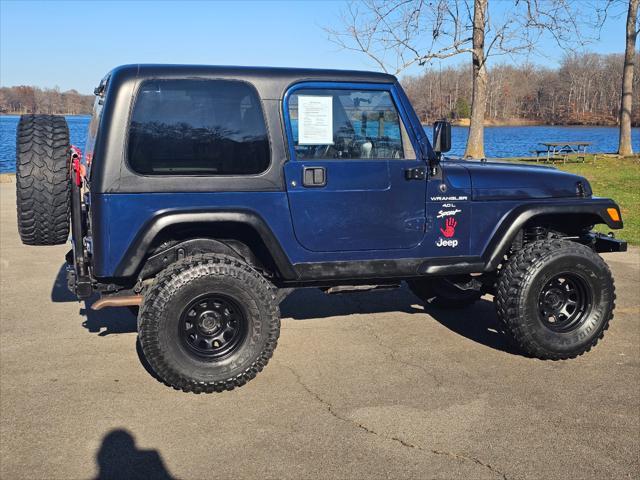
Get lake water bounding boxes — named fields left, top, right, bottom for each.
left=1, top=116, right=90, bottom=173
left=1, top=115, right=638, bottom=173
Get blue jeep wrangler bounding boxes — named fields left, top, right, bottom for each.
left=15, top=65, right=627, bottom=393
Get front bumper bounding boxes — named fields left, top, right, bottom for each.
left=587, top=232, right=628, bottom=253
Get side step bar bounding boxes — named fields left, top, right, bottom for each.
left=323, top=284, right=401, bottom=295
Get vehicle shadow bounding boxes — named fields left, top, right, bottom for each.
left=281, top=286, right=520, bottom=356
left=79, top=301, right=138, bottom=336
left=94, top=429, right=174, bottom=480
left=424, top=297, right=520, bottom=355
left=51, top=263, right=137, bottom=336
left=279, top=286, right=424, bottom=319
left=50, top=263, right=77, bottom=303
left=53, top=263, right=519, bottom=355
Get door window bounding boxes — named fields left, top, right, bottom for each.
left=287, top=88, right=415, bottom=160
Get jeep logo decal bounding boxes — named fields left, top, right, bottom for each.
left=436, top=238, right=459, bottom=248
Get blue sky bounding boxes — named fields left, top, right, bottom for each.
left=0, top=0, right=630, bottom=94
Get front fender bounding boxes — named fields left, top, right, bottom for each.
left=482, top=199, right=624, bottom=271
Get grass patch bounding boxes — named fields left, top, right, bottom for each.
left=509, top=154, right=640, bottom=245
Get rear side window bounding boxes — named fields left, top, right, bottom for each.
left=128, top=79, right=270, bottom=175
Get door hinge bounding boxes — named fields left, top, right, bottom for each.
left=404, top=167, right=426, bottom=180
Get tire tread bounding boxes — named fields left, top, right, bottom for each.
left=495, top=238, right=615, bottom=360
left=15, top=115, right=70, bottom=245
left=138, top=253, right=280, bottom=393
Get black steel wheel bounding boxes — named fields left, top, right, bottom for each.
left=496, top=238, right=615, bottom=360
left=538, top=273, right=592, bottom=333
left=179, top=294, right=247, bottom=360
left=138, top=254, right=280, bottom=393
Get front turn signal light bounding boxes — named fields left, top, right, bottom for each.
left=607, top=208, right=621, bottom=222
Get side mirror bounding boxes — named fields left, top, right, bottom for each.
left=433, top=120, right=451, bottom=154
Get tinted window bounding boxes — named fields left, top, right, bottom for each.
left=128, top=80, right=269, bottom=175
left=288, top=89, right=405, bottom=160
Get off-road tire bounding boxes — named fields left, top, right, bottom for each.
left=16, top=115, right=70, bottom=245
left=408, top=277, right=481, bottom=308
left=138, top=254, right=280, bottom=393
left=495, top=239, right=615, bottom=360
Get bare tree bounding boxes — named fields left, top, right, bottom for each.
left=466, top=0, right=487, bottom=157
left=327, top=0, right=608, bottom=158
left=618, top=0, right=639, bottom=156
left=325, top=0, right=475, bottom=75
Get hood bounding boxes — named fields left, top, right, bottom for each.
left=452, top=159, right=592, bottom=201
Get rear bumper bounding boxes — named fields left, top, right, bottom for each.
left=587, top=232, right=628, bottom=253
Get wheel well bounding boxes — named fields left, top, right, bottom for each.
left=485, top=210, right=610, bottom=272
left=506, top=213, right=603, bottom=256
left=523, top=213, right=603, bottom=237
left=144, top=221, right=282, bottom=279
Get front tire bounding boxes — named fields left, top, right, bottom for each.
left=495, top=239, right=615, bottom=360
left=138, top=254, right=280, bottom=393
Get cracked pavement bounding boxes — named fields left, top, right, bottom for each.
left=1, top=184, right=639, bottom=479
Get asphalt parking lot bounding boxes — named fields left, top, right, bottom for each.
left=1, top=182, right=638, bottom=480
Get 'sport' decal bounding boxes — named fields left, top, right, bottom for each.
left=437, top=208, right=462, bottom=219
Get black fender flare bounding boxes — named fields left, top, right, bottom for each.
left=481, top=199, right=623, bottom=271
left=112, top=210, right=297, bottom=279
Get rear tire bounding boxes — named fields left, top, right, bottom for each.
left=138, top=254, right=280, bottom=393
left=495, top=239, right=615, bottom=359
left=15, top=115, right=71, bottom=245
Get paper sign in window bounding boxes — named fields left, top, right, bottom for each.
left=298, top=96, right=333, bottom=145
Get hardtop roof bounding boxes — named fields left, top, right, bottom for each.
left=106, top=64, right=398, bottom=99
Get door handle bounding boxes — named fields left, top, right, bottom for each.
left=303, top=167, right=326, bottom=187
left=404, top=167, right=426, bottom=180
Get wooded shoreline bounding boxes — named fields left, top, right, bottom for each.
left=2, top=51, right=639, bottom=129
left=404, top=53, right=640, bottom=128
left=2, top=112, right=636, bottom=128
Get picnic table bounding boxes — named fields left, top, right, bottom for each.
left=531, top=142, right=592, bottom=163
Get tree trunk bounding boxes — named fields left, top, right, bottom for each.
left=464, top=0, right=487, bottom=159
left=618, top=0, right=638, bottom=156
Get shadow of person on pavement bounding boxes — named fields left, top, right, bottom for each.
left=95, top=429, right=174, bottom=480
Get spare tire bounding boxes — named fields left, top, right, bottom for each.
left=16, top=115, right=71, bottom=245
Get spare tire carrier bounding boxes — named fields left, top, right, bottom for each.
left=68, top=146, right=93, bottom=299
